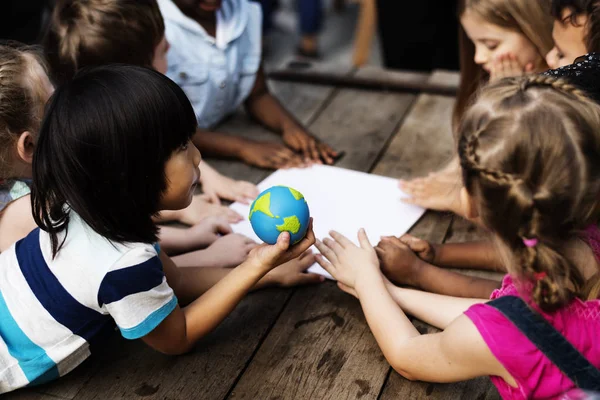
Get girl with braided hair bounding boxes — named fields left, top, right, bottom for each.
left=315, top=75, right=600, bottom=398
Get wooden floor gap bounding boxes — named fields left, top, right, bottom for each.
left=221, top=289, right=298, bottom=400
left=376, top=367, right=394, bottom=400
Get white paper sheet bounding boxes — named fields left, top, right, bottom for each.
left=230, top=165, right=426, bottom=279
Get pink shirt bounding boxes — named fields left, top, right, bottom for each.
left=464, top=275, right=600, bottom=399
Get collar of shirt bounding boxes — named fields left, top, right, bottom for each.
left=158, top=0, right=250, bottom=49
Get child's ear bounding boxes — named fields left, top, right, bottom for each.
left=460, top=187, right=479, bottom=220
left=16, top=131, right=36, bottom=164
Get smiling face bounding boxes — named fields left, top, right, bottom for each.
left=546, top=9, right=588, bottom=69
left=461, top=9, right=542, bottom=74
left=158, top=139, right=201, bottom=211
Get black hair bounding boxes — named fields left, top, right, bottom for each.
left=31, top=64, right=197, bottom=256
left=551, top=0, right=600, bottom=52
left=551, top=0, right=590, bottom=17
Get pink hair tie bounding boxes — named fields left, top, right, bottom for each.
left=534, top=272, right=547, bottom=280
left=523, top=238, right=538, bottom=248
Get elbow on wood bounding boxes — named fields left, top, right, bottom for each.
left=391, top=365, right=419, bottom=382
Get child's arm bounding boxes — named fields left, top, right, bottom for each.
left=243, top=66, right=338, bottom=165
left=170, top=233, right=257, bottom=269
left=337, top=280, right=487, bottom=329
left=142, top=228, right=317, bottom=355
left=0, top=195, right=37, bottom=252
left=192, top=128, right=305, bottom=170
left=376, top=236, right=501, bottom=299
left=315, top=231, right=515, bottom=385
left=397, top=235, right=505, bottom=271
left=156, top=194, right=243, bottom=226
left=198, top=161, right=258, bottom=205
left=164, top=247, right=322, bottom=305
left=157, top=216, right=233, bottom=255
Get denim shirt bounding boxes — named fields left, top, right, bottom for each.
left=158, top=0, right=262, bottom=129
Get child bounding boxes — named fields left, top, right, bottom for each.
left=377, top=57, right=600, bottom=300
left=0, top=42, right=54, bottom=252
left=0, top=65, right=320, bottom=393
left=44, top=0, right=259, bottom=211
left=315, top=75, right=600, bottom=398
left=398, top=0, right=554, bottom=217
left=157, top=0, right=338, bottom=168
left=546, top=0, right=599, bottom=69
left=0, top=41, right=242, bottom=269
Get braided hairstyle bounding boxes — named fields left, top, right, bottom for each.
left=458, top=75, right=600, bottom=311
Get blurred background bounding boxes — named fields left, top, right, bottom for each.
left=0, top=0, right=460, bottom=71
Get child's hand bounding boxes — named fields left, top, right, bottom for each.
left=489, top=53, right=534, bottom=82
left=201, top=170, right=259, bottom=205
left=315, top=229, right=380, bottom=290
left=262, top=250, right=324, bottom=287
left=375, top=236, right=424, bottom=287
left=186, top=216, right=233, bottom=248
left=246, top=219, right=316, bottom=272
left=178, top=194, right=243, bottom=225
left=398, top=234, right=436, bottom=263
left=282, top=124, right=338, bottom=165
left=239, top=141, right=306, bottom=169
left=203, top=233, right=258, bottom=268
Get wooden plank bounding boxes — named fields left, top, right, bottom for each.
left=227, top=71, right=422, bottom=400
left=58, top=79, right=342, bottom=400
left=227, top=283, right=388, bottom=400
left=379, top=377, right=500, bottom=400
left=268, top=62, right=458, bottom=96
left=69, top=289, right=291, bottom=400
left=1, top=389, right=69, bottom=400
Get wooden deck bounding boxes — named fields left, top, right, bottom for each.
left=4, top=65, right=502, bottom=400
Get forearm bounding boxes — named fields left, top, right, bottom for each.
left=384, top=281, right=488, bottom=329
left=158, top=226, right=206, bottom=255
left=175, top=267, right=231, bottom=305
left=182, top=261, right=266, bottom=344
left=414, top=261, right=501, bottom=299
left=355, top=273, right=421, bottom=365
left=245, top=92, right=301, bottom=134
left=434, top=241, right=505, bottom=271
left=192, top=128, right=249, bottom=159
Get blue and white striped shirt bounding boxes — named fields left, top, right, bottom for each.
left=0, top=212, right=176, bottom=393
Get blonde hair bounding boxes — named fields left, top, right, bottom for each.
left=0, top=42, right=49, bottom=177
left=454, top=0, right=554, bottom=129
left=458, top=75, right=600, bottom=311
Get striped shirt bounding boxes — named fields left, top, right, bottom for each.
left=0, top=212, right=176, bottom=393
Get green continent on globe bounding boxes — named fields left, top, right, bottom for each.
left=249, top=192, right=275, bottom=219
left=276, top=215, right=301, bottom=234
left=287, top=187, right=304, bottom=201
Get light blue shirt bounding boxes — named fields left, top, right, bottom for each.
left=158, top=0, right=262, bottom=129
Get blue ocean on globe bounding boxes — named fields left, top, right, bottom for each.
left=249, top=186, right=310, bottom=245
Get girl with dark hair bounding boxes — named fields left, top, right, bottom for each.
left=0, top=64, right=319, bottom=393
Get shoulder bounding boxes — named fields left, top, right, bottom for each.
left=0, top=194, right=36, bottom=252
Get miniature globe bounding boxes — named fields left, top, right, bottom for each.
left=249, top=186, right=310, bottom=245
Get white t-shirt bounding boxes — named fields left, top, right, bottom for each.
left=0, top=212, right=176, bottom=393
